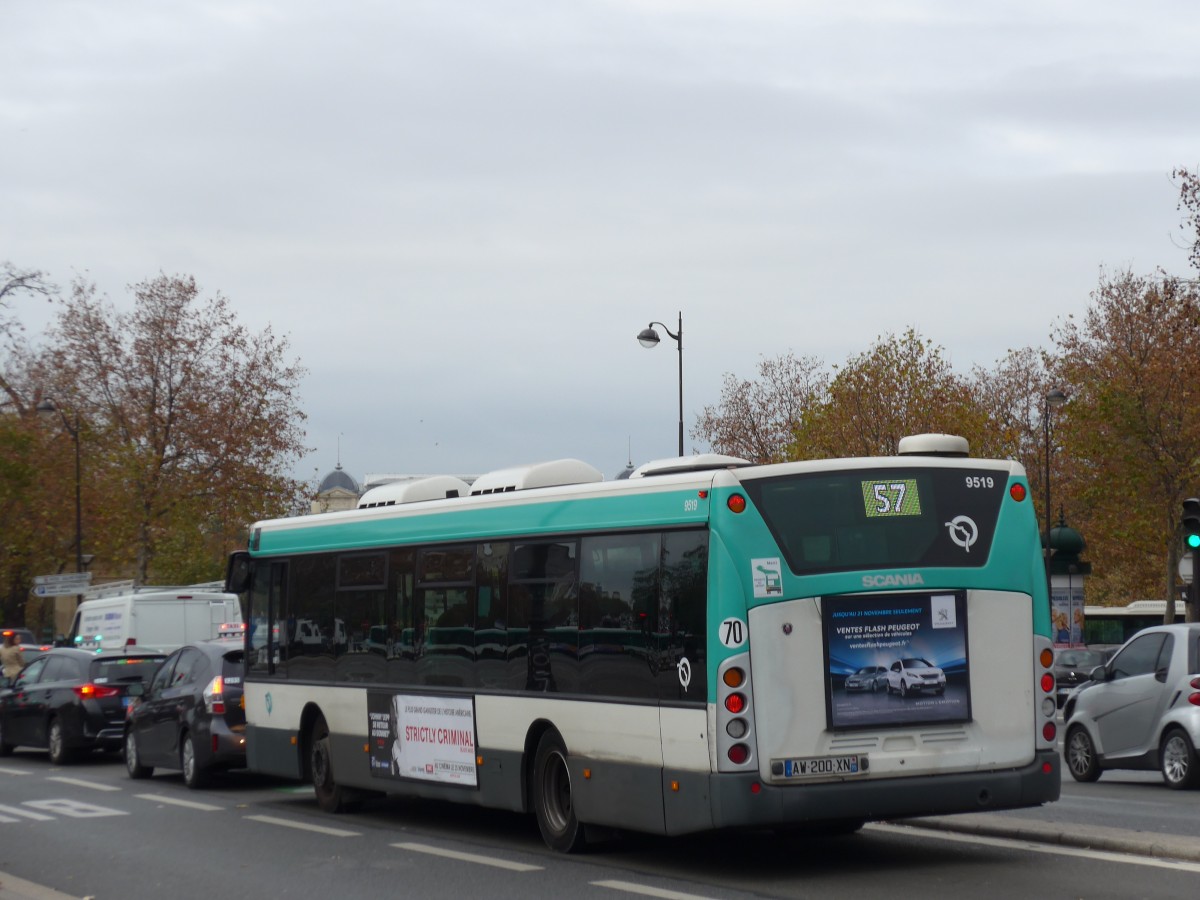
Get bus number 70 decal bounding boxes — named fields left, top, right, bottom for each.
left=720, top=617, right=747, bottom=648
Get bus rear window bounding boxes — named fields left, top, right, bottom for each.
left=742, top=467, right=1007, bottom=574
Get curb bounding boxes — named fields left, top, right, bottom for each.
left=896, top=813, right=1200, bottom=863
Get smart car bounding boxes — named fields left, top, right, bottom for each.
left=1063, top=623, right=1200, bottom=789
left=844, top=665, right=889, bottom=692
left=886, top=657, right=946, bottom=697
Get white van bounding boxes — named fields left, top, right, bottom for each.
left=66, top=587, right=244, bottom=653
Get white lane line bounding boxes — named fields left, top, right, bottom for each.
left=46, top=776, right=121, bottom=791
left=591, top=880, right=722, bottom=900
left=0, top=766, right=34, bottom=776
left=391, top=842, right=543, bottom=872
left=0, top=803, right=56, bottom=821
left=135, top=793, right=223, bottom=811
left=244, top=814, right=361, bottom=837
left=871, top=823, right=1200, bottom=873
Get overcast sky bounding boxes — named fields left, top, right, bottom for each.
left=4, top=1, right=1199, bottom=485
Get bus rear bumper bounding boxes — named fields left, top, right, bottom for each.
left=699, top=749, right=1061, bottom=833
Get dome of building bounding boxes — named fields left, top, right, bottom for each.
left=318, top=465, right=359, bottom=494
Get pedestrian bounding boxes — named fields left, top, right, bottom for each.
left=0, top=630, right=25, bottom=684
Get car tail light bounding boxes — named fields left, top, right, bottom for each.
left=203, top=676, right=225, bottom=714
left=73, top=684, right=120, bottom=699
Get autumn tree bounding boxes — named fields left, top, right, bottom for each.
left=693, top=352, right=827, bottom=462
left=1052, top=270, right=1200, bottom=618
left=1173, top=166, right=1200, bottom=274
left=792, top=328, right=986, bottom=460
left=39, top=273, right=310, bottom=584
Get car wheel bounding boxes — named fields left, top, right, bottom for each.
left=310, top=713, right=356, bottom=813
left=1160, top=728, right=1200, bottom=790
left=125, top=729, right=152, bottom=779
left=531, top=729, right=586, bottom=853
left=48, top=719, right=71, bottom=765
left=0, top=718, right=13, bottom=756
left=870, top=680, right=878, bottom=693
left=1065, top=726, right=1102, bottom=782
left=899, top=679, right=908, bottom=698
left=181, top=733, right=209, bottom=789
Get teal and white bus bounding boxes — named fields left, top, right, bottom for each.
left=225, top=433, right=1060, bottom=851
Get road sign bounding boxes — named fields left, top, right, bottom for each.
left=1180, top=552, right=1194, bottom=586
left=31, top=573, right=92, bottom=597
left=33, top=573, right=93, bottom=587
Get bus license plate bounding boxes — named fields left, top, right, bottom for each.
left=783, top=754, right=864, bottom=779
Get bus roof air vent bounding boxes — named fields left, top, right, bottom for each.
left=357, top=475, right=473, bottom=508
left=897, top=434, right=970, bottom=458
left=469, top=459, right=604, bottom=495
left=630, top=453, right=752, bottom=478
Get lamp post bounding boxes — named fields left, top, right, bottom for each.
left=1042, top=388, right=1068, bottom=584
left=636, top=311, right=684, bottom=457
left=36, top=399, right=83, bottom=575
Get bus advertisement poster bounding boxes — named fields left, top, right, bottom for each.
left=367, top=691, right=478, bottom=787
left=822, top=591, right=971, bottom=730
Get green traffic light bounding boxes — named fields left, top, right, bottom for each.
left=1188, top=534, right=1200, bottom=549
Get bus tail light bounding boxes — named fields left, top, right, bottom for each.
left=1042, top=722, right=1056, bottom=741
left=717, top=654, right=758, bottom=773
left=1034, top=636, right=1057, bottom=751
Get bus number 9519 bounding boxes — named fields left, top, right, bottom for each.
left=964, top=476, right=995, bottom=489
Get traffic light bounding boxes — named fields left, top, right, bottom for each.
left=1183, top=497, right=1200, bottom=550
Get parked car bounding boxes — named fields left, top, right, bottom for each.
left=1063, top=623, right=1200, bottom=789
left=844, top=665, right=889, bottom=692
left=1053, top=648, right=1111, bottom=708
left=123, top=638, right=246, bottom=788
left=886, top=657, right=946, bottom=696
left=0, top=648, right=165, bottom=763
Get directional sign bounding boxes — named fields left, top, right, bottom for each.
left=31, top=573, right=92, bottom=597
left=33, top=573, right=93, bottom=587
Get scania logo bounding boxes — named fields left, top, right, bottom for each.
left=862, top=573, right=926, bottom=588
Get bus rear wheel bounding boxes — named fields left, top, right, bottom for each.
left=532, top=730, right=586, bottom=853
left=311, top=713, right=357, bottom=813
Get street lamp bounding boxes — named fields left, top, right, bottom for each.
left=636, top=311, right=684, bottom=457
left=1043, top=388, right=1068, bottom=582
left=36, top=398, right=84, bottom=575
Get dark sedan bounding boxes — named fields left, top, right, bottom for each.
left=124, top=638, right=246, bottom=788
left=1054, top=648, right=1111, bottom=708
left=0, top=648, right=165, bottom=763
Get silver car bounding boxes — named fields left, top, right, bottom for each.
left=1063, top=623, right=1200, bottom=789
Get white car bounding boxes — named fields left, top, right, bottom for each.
left=1063, top=623, right=1200, bottom=789
left=886, top=657, right=946, bottom=697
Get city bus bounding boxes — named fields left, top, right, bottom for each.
left=1082, top=599, right=1186, bottom=647
left=225, top=433, right=1060, bottom=851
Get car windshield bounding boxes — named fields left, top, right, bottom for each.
left=854, top=667, right=877, bottom=675
left=902, top=658, right=933, bottom=667
left=90, top=656, right=165, bottom=683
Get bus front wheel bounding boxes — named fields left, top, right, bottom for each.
left=311, top=713, right=357, bottom=813
left=532, top=730, right=586, bottom=853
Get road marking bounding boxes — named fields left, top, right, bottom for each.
left=0, top=766, right=34, bottom=776
left=46, top=776, right=121, bottom=791
left=871, top=823, right=1200, bottom=873
left=244, top=814, right=361, bottom=837
left=25, top=799, right=127, bottom=818
left=135, top=793, right=223, bottom=811
left=592, top=881, right=722, bottom=900
left=391, top=842, right=543, bottom=872
left=0, top=803, right=56, bottom=822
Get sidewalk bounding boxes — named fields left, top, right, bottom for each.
left=0, top=871, right=86, bottom=900
left=898, top=812, right=1200, bottom=863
